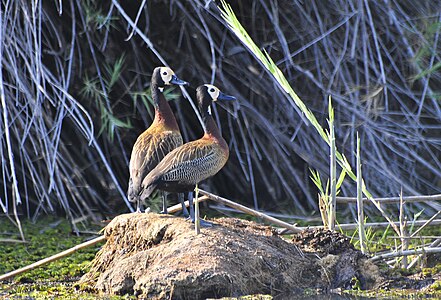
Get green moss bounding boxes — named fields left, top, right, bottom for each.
left=431, top=280, right=441, bottom=291
left=0, top=216, right=121, bottom=299
left=346, top=288, right=441, bottom=299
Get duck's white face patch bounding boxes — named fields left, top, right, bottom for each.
left=204, top=84, right=220, bottom=101
left=159, top=67, right=174, bottom=85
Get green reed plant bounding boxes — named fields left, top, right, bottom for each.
left=220, top=1, right=404, bottom=235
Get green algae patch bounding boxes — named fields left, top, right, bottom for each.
left=0, top=216, right=100, bottom=281
left=0, top=216, right=130, bottom=299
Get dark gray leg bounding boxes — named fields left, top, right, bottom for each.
left=160, top=192, right=168, bottom=214
left=187, top=191, right=194, bottom=221
left=178, top=193, right=189, bottom=217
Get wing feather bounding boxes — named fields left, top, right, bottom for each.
left=128, top=129, right=182, bottom=200
left=142, top=139, right=228, bottom=188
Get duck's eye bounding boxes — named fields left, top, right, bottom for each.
left=210, top=88, right=215, bottom=92
left=163, top=72, right=168, bottom=75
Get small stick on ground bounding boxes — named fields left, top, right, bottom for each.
left=371, top=247, right=441, bottom=262
left=406, top=211, right=441, bottom=269
left=167, top=197, right=209, bottom=214
left=199, top=189, right=303, bottom=233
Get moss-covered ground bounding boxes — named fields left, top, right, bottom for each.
left=0, top=216, right=134, bottom=299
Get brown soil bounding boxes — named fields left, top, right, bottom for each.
left=79, top=213, right=383, bottom=299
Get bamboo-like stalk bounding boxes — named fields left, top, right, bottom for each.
left=370, top=247, right=441, bottom=262
left=0, top=236, right=106, bottom=282
left=407, top=237, right=441, bottom=269
left=336, top=194, right=441, bottom=204
left=199, top=189, right=303, bottom=233
left=405, top=211, right=441, bottom=269
left=167, top=197, right=209, bottom=214
left=399, top=191, right=408, bottom=268
left=328, top=98, right=336, bottom=231
left=387, top=236, right=441, bottom=239
left=409, top=211, right=441, bottom=238
left=296, top=219, right=441, bottom=231
left=356, top=133, right=367, bottom=254
left=209, top=204, right=316, bottom=221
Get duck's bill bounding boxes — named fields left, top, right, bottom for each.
left=217, top=92, right=237, bottom=101
left=170, top=75, right=189, bottom=86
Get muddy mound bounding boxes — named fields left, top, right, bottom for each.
left=79, top=214, right=381, bottom=299
left=292, top=229, right=383, bottom=290
left=292, top=228, right=355, bottom=255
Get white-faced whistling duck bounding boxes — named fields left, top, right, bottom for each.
left=128, top=66, right=188, bottom=213
left=139, top=84, right=236, bottom=233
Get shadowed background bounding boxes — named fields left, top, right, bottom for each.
left=1, top=0, right=440, bottom=226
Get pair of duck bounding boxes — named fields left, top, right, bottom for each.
left=127, top=66, right=235, bottom=232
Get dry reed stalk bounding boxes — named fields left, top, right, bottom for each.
left=371, top=247, right=441, bottom=262
left=328, top=100, right=336, bottom=231
left=336, top=194, right=441, bottom=204
left=407, top=237, right=441, bottom=269
left=356, top=133, right=367, bottom=254
left=406, top=211, right=441, bottom=269
left=199, top=189, right=303, bottom=233
left=399, top=191, right=408, bottom=268
left=297, top=219, right=441, bottom=231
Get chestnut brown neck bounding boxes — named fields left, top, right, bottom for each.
left=151, top=84, right=179, bottom=131
left=202, top=111, right=227, bottom=148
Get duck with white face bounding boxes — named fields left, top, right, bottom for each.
left=128, top=66, right=188, bottom=214
left=139, top=84, right=236, bottom=231
left=157, top=67, right=187, bottom=89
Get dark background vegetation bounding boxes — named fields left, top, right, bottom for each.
left=1, top=0, right=440, bottom=226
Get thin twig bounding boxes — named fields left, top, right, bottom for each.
left=407, top=237, right=441, bottom=269
left=336, top=194, right=441, bottom=204
left=296, top=219, right=441, bottom=232
left=409, top=210, right=441, bottom=238
left=370, top=247, right=441, bottom=262
left=199, top=189, right=303, bottom=233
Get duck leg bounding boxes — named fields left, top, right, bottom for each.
left=160, top=192, right=168, bottom=214
left=178, top=193, right=189, bottom=217
left=188, top=187, right=212, bottom=229
left=136, top=199, right=142, bottom=213
left=188, top=191, right=195, bottom=221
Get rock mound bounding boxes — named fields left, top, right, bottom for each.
left=79, top=213, right=381, bottom=299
